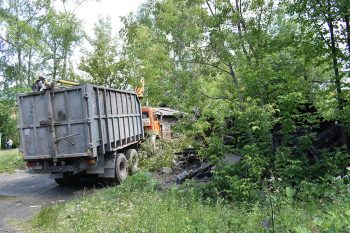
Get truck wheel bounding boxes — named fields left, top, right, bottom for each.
left=115, top=153, right=128, bottom=183
left=125, top=149, right=139, bottom=173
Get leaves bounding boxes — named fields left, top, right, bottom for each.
left=79, top=17, right=123, bottom=88
left=285, top=186, right=295, bottom=198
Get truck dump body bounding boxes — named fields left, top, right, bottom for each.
left=18, top=84, right=144, bottom=161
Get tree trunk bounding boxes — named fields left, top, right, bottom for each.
left=228, top=62, right=244, bottom=109
left=326, top=10, right=342, bottom=110
left=326, top=0, right=349, bottom=152
left=27, top=47, right=33, bottom=85
left=17, top=48, right=22, bottom=86
left=344, top=12, right=350, bottom=55
left=62, top=50, right=67, bottom=80
left=53, top=45, right=57, bottom=80
left=228, top=62, right=255, bottom=144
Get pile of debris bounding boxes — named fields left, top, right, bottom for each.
left=174, top=148, right=213, bottom=183
left=154, top=148, right=214, bottom=189
left=153, top=146, right=243, bottom=190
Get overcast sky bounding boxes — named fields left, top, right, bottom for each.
left=55, top=0, right=146, bottom=36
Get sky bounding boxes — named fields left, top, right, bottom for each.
left=54, top=0, right=146, bottom=68
left=55, top=0, right=146, bottom=36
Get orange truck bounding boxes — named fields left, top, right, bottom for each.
left=142, top=106, right=161, bottom=138
left=136, top=79, right=180, bottom=139
left=141, top=106, right=181, bottom=139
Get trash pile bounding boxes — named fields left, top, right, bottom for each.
left=154, top=147, right=214, bottom=189
left=174, top=148, right=213, bottom=183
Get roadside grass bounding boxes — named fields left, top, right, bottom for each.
left=32, top=172, right=350, bottom=233
left=0, top=149, right=25, bottom=173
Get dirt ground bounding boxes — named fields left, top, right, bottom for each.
left=0, top=171, right=95, bottom=233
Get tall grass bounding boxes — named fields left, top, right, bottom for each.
left=0, top=149, right=25, bottom=173
left=32, top=172, right=350, bottom=233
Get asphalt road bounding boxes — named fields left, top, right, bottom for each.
left=0, top=171, right=94, bottom=233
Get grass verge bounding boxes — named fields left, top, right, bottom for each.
left=0, top=149, right=25, bottom=173
left=32, top=172, right=350, bottom=233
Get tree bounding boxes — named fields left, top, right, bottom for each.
left=117, top=0, right=350, bottom=199
left=288, top=0, right=350, bottom=110
left=41, top=9, right=82, bottom=80
left=0, top=0, right=50, bottom=86
left=79, top=17, right=124, bottom=88
left=287, top=0, right=350, bottom=151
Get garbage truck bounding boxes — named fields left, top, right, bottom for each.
left=17, top=84, right=144, bottom=185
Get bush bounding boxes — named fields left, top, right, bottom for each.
left=0, top=149, right=25, bottom=173
left=139, top=135, right=191, bottom=171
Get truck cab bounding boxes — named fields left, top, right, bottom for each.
left=141, top=106, right=182, bottom=139
left=142, top=106, right=161, bottom=138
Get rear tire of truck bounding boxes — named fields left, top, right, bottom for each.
left=125, top=149, right=139, bottom=173
left=115, top=153, right=128, bottom=184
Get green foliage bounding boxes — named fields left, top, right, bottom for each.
left=211, top=144, right=270, bottom=201
left=273, top=147, right=304, bottom=184
left=0, top=1, right=83, bottom=151
left=315, top=205, right=350, bottom=233
left=118, top=0, right=350, bottom=205
left=0, top=0, right=82, bottom=85
left=0, top=100, right=18, bottom=147
left=139, top=135, right=191, bottom=171
left=0, top=149, right=25, bottom=173
left=33, top=204, right=64, bottom=231
left=233, top=104, right=275, bottom=150
left=42, top=9, right=82, bottom=81
left=79, top=17, right=124, bottom=88
left=35, top=173, right=256, bottom=233
left=287, top=0, right=349, bottom=112
left=32, top=172, right=350, bottom=233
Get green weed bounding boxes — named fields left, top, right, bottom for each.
left=0, top=149, right=25, bottom=173
left=139, top=135, right=192, bottom=171
left=32, top=172, right=350, bottom=233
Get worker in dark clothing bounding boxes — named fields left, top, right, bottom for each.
left=32, top=76, right=53, bottom=92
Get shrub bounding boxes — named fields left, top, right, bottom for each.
left=139, top=135, right=191, bottom=171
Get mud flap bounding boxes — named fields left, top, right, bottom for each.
left=86, top=154, right=105, bottom=174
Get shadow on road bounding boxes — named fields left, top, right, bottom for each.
left=0, top=171, right=105, bottom=233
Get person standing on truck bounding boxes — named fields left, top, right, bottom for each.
left=7, top=139, right=13, bottom=149
left=31, top=76, right=53, bottom=92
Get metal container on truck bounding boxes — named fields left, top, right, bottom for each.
left=17, top=84, right=144, bottom=185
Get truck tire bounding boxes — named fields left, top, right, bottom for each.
left=115, top=153, right=128, bottom=183
left=125, top=149, right=139, bottom=173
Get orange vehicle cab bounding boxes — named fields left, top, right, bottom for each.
left=142, top=106, right=161, bottom=138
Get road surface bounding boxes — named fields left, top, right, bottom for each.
left=0, top=171, right=95, bottom=233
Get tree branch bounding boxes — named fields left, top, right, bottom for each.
left=198, top=90, right=228, bottom=100
left=0, top=35, right=14, bottom=46
left=175, top=59, right=231, bottom=75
